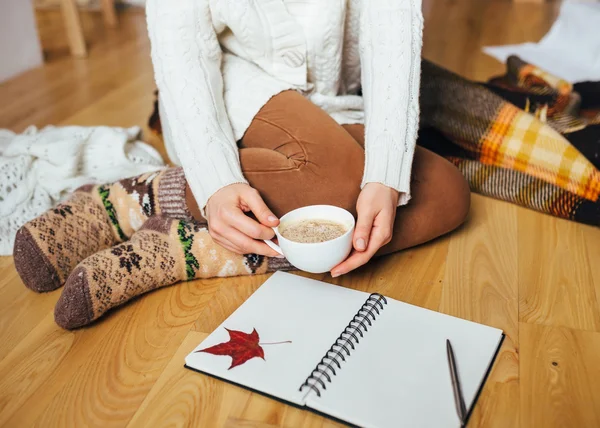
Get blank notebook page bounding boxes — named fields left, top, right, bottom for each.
left=185, top=272, right=370, bottom=405
left=306, top=299, right=504, bottom=428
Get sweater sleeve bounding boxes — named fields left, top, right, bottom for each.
left=146, top=0, right=247, bottom=212
left=359, top=0, right=423, bottom=205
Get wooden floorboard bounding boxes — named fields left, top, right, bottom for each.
left=1, top=1, right=599, bottom=427
left=518, top=210, right=600, bottom=332
left=441, top=195, right=520, bottom=428
left=519, top=323, right=600, bottom=428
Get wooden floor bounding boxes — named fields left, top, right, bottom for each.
left=1, top=1, right=599, bottom=427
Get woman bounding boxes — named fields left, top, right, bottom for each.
left=14, top=0, right=470, bottom=329
left=148, top=0, right=470, bottom=277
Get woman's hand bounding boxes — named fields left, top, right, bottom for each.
left=205, top=183, right=282, bottom=257
left=330, top=183, right=399, bottom=277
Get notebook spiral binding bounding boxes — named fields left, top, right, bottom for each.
left=299, top=293, right=388, bottom=397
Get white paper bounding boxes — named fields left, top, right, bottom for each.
left=185, top=272, right=504, bottom=428
left=483, top=1, right=600, bottom=83
left=185, top=272, right=370, bottom=405
left=306, top=299, right=504, bottom=428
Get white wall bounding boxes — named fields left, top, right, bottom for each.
left=0, top=0, right=43, bottom=83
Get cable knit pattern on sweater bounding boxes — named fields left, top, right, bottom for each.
left=146, top=0, right=423, bottom=210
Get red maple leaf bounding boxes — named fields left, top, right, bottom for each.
left=196, top=328, right=291, bottom=369
left=197, top=328, right=265, bottom=369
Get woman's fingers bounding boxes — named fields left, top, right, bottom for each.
left=330, top=234, right=383, bottom=277
left=330, top=250, right=366, bottom=278
left=211, top=227, right=280, bottom=257
left=330, top=233, right=386, bottom=276
left=206, top=183, right=281, bottom=257
left=353, top=207, right=376, bottom=251
left=220, top=225, right=281, bottom=257
left=243, top=187, right=279, bottom=227
left=209, top=211, right=277, bottom=257
left=331, top=210, right=394, bottom=277
left=226, top=208, right=275, bottom=240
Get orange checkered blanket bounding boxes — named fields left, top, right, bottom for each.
left=419, top=56, right=599, bottom=226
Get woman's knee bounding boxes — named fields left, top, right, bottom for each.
left=434, top=154, right=471, bottom=232
left=298, top=133, right=364, bottom=215
left=411, top=147, right=471, bottom=233
left=445, top=162, right=471, bottom=231
left=242, top=93, right=365, bottom=215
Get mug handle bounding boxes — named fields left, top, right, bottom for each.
left=264, top=227, right=284, bottom=256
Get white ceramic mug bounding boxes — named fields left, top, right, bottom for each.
left=264, top=205, right=355, bottom=273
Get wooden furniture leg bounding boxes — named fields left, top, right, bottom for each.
left=60, top=0, right=87, bottom=57
left=101, top=0, right=118, bottom=27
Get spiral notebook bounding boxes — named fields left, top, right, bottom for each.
left=185, top=272, right=504, bottom=428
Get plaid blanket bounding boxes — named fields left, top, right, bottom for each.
left=149, top=56, right=600, bottom=227
left=418, top=56, right=599, bottom=227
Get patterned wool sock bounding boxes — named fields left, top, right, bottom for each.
left=14, top=167, right=190, bottom=293
left=54, top=216, right=292, bottom=329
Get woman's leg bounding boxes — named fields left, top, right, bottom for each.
left=188, top=90, right=470, bottom=253
left=14, top=168, right=190, bottom=292
left=343, top=124, right=471, bottom=254
left=186, top=90, right=364, bottom=219
left=55, top=216, right=293, bottom=329
left=52, top=91, right=469, bottom=329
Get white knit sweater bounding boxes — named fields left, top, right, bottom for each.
left=147, top=0, right=423, bottom=211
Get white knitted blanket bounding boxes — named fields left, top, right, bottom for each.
left=0, top=126, right=165, bottom=255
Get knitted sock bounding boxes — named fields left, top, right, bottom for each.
left=14, top=168, right=190, bottom=293
left=54, top=216, right=292, bottom=329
